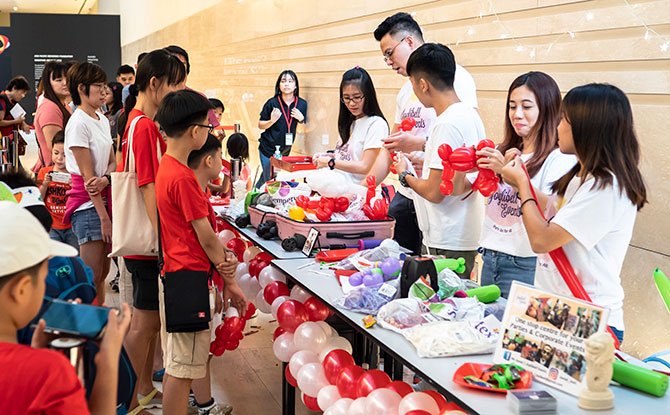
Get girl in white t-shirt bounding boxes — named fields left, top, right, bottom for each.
left=502, top=83, right=648, bottom=343
left=313, top=67, right=389, bottom=184
left=475, top=72, right=576, bottom=297
left=63, top=62, right=115, bottom=305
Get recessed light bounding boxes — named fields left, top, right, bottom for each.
left=12, top=6, right=19, bottom=11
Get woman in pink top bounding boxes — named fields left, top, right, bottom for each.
left=33, top=61, right=72, bottom=173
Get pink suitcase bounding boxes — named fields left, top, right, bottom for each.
left=275, top=213, right=395, bottom=247
left=248, top=205, right=277, bottom=228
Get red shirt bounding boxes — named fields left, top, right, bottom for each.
left=37, top=167, right=71, bottom=230
left=0, top=342, right=89, bottom=415
left=118, top=109, right=166, bottom=260
left=0, top=92, right=17, bottom=137
left=156, top=154, right=216, bottom=273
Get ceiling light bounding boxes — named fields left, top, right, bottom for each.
left=13, top=6, right=19, bottom=11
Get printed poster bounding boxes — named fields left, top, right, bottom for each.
left=493, top=282, right=609, bottom=396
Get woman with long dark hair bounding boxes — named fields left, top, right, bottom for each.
left=474, top=72, right=576, bottom=297
left=503, top=83, right=647, bottom=342
left=105, top=81, right=124, bottom=139
left=313, top=67, right=389, bottom=184
left=256, top=70, right=308, bottom=187
left=33, top=61, right=72, bottom=173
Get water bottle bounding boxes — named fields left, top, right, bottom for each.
left=273, top=146, right=282, bottom=160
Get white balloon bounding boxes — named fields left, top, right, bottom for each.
left=317, top=385, right=341, bottom=411
left=296, top=362, right=329, bottom=397
left=289, top=350, right=320, bottom=379
left=293, top=321, right=328, bottom=354
left=324, top=398, right=353, bottom=415
left=316, top=321, right=335, bottom=337
left=243, top=245, right=262, bottom=263
left=239, top=273, right=253, bottom=297
left=318, top=336, right=353, bottom=361
left=247, top=276, right=261, bottom=297
left=349, top=397, right=368, bottom=415
left=366, top=388, right=401, bottom=415
left=273, top=332, right=296, bottom=362
left=255, top=290, right=272, bottom=314
left=290, top=285, right=312, bottom=303
left=271, top=296, right=290, bottom=319
left=259, top=266, right=287, bottom=289
left=234, top=263, right=249, bottom=282
left=217, top=230, right=235, bottom=246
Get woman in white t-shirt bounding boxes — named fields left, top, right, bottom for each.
left=475, top=72, right=576, bottom=297
left=63, top=62, right=115, bottom=305
left=313, top=67, right=389, bottom=184
left=502, top=83, right=648, bottom=343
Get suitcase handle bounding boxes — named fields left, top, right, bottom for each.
left=325, top=231, right=374, bottom=239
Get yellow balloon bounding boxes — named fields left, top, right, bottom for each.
left=289, top=206, right=306, bottom=221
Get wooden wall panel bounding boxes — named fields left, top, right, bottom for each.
left=122, top=0, right=670, bottom=356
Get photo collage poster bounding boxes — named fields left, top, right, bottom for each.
left=493, top=282, right=609, bottom=396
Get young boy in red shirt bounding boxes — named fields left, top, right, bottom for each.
left=0, top=201, right=131, bottom=415
left=37, top=131, right=78, bottom=251
left=155, top=90, right=247, bottom=415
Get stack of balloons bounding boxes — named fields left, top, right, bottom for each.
left=271, top=287, right=464, bottom=415
left=210, top=302, right=257, bottom=356
left=348, top=257, right=403, bottom=288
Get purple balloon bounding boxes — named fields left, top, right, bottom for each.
left=362, top=268, right=373, bottom=277
left=363, top=272, right=384, bottom=287
left=381, top=258, right=401, bottom=276
left=349, top=272, right=363, bottom=286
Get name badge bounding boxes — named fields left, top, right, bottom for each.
left=285, top=133, right=294, bottom=146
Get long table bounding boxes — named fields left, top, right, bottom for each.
left=272, top=258, right=670, bottom=415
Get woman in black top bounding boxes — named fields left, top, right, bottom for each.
left=256, top=70, right=307, bottom=188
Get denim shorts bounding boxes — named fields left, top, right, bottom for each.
left=480, top=248, right=536, bottom=298
left=70, top=207, right=104, bottom=245
left=49, top=227, right=79, bottom=253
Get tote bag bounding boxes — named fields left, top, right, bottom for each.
left=109, top=115, right=161, bottom=257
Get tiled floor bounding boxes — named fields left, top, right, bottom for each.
left=105, top=263, right=317, bottom=415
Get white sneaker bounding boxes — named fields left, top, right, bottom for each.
left=198, top=402, right=233, bottom=415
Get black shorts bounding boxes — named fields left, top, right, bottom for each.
left=125, top=258, right=159, bottom=311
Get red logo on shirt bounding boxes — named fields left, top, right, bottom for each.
left=198, top=312, right=205, bottom=318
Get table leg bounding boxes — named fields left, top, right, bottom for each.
left=352, top=331, right=365, bottom=364
left=393, top=358, right=404, bottom=381
left=382, top=350, right=394, bottom=378
left=282, top=362, right=295, bottom=415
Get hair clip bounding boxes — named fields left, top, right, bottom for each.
left=355, top=66, right=360, bottom=69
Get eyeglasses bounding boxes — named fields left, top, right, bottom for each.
left=192, top=124, right=214, bottom=134
left=341, top=95, right=365, bottom=105
left=383, top=36, right=407, bottom=63
left=90, top=83, right=107, bottom=94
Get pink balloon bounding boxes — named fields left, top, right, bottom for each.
left=217, top=230, right=235, bottom=246
left=398, top=392, right=439, bottom=415
left=296, top=362, right=329, bottom=397
left=243, top=245, right=262, bottom=263
left=366, top=388, right=402, bottom=415
left=293, top=321, right=328, bottom=354
left=273, top=332, right=296, bottom=362
left=317, top=385, right=341, bottom=411
left=349, top=397, right=368, bottom=415
left=290, top=285, right=313, bottom=303
left=234, top=263, right=248, bottom=281
left=318, top=336, right=353, bottom=360
left=289, top=350, right=320, bottom=379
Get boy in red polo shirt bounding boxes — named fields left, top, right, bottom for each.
left=155, top=90, right=247, bottom=415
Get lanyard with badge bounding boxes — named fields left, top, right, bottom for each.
left=278, top=96, right=297, bottom=146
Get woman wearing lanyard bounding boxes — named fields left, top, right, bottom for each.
left=256, top=70, right=308, bottom=188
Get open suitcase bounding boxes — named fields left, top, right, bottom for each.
left=248, top=205, right=278, bottom=228
left=275, top=213, right=395, bottom=248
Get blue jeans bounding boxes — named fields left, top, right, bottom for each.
left=255, top=151, right=272, bottom=189
left=49, top=227, right=79, bottom=253
left=480, top=248, right=536, bottom=298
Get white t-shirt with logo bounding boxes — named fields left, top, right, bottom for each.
left=414, top=102, right=486, bottom=250
left=535, top=174, right=636, bottom=331
left=395, top=64, right=478, bottom=198
left=334, top=115, right=389, bottom=184
left=65, top=108, right=113, bottom=212
left=480, top=149, right=577, bottom=257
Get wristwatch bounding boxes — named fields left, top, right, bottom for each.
left=103, top=174, right=111, bottom=186
left=328, top=158, right=336, bottom=170
left=399, top=170, right=415, bottom=188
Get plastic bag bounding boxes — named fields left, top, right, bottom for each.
left=377, top=298, right=438, bottom=334
left=265, top=181, right=311, bottom=209
left=436, top=268, right=479, bottom=299
left=402, top=314, right=501, bottom=358
left=335, top=278, right=399, bottom=314
left=426, top=297, right=486, bottom=322
left=335, top=239, right=402, bottom=271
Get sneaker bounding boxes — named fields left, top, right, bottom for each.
left=108, top=272, right=119, bottom=293
left=198, top=402, right=233, bottom=415
left=187, top=394, right=198, bottom=415
left=152, top=368, right=165, bottom=382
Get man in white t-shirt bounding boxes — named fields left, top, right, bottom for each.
left=392, top=43, right=485, bottom=278
left=371, top=12, right=478, bottom=254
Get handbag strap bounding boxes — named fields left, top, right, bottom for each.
left=125, top=115, right=163, bottom=173
left=157, top=210, right=164, bottom=274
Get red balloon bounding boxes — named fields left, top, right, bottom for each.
left=214, top=324, right=226, bottom=338
left=273, top=326, right=286, bottom=341
left=302, top=393, right=321, bottom=411
left=405, top=411, right=431, bottom=415
left=244, top=302, right=257, bottom=320
left=387, top=380, right=413, bottom=397
left=226, top=238, right=246, bottom=261
left=250, top=260, right=270, bottom=278
left=304, top=297, right=330, bottom=322
left=210, top=340, right=225, bottom=356
left=263, top=281, right=290, bottom=305
left=285, top=364, right=298, bottom=387
left=224, top=316, right=243, bottom=333
left=424, top=390, right=449, bottom=413
left=247, top=258, right=260, bottom=275
left=255, top=252, right=273, bottom=263
left=323, top=349, right=356, bottom=385
left=355, top=369, right=391, bottom=398
left=276, top=300, right=309, bottom=333
left=232, top=331, right=244, bottom=341
left=336, top=365, right=365, bottom=399
left=225, top=340, right=240, bottom=351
